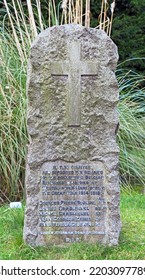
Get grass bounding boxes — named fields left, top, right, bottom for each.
left=0, top=30, right=28, bottom=202
left=117, top=67, right=145, bottom=187
left=0, top=191, right=145, bottom=260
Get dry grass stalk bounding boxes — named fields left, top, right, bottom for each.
left=61, top=0, right=68, bottom=24
left=103, top=0, right=107, bottom=30
left=80, top=0, right=83, bottom=25
left=75, top=0, right=79, bottom=23
left=0, top=189, right=11, bottom=203
left=11, top=0, right=27, bottom=61
left=72, top=0, right=75, bottom=23
left=99, top=0, right=104, bottom=30
left=85, top=0, right=90, bottom=27
left=52, top=0, right=58, bottom=24
left=99, top=0, right=110, bottom=33
left=106, top=17, right=110, bottom=34
left=98, top=0, right=115, bottom=37
left=26, top=0, right=38, bottom=38
left=0, top=84, right=11, bottom=111
left=68, top=0, right=71, bottom=24
left=36, top=0, right=44, bottom=30
left=61, top=0, right=85, bottom=26
left=15, top=0, right=32, bottom=45
left=109, top=0, right=115, bottom=36
left=3, top=0, right=116, bottom=61
left=3, top=0, right=25, bottom=63
left=78, top=0, right=83, bottom=25
left=48, top=1, right=51, bottom=27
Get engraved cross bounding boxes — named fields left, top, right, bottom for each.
left=51, top=41, right=98, bottom=127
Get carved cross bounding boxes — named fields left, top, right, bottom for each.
left=51, top=41, right=98, bottom=127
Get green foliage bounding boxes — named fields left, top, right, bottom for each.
left=117, top=67, right=145, bottom=186
left=111, top=0, right=145, bottom=72
left=0, top=192, right=145, bottom=259
left=90, top=0, right=145, bottom=72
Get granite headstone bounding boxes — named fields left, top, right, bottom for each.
left=23, top=24, right=121, bottom=246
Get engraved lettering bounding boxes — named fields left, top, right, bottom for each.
left=39, top=163, right=106, bottom=240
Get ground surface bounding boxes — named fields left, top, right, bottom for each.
left=0, top=191, right=145, bottom=260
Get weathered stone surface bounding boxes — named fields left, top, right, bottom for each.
left=23, top=24, right=121, bottom=246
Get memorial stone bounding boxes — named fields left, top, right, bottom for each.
left=23, top=24, right=121, bottom=246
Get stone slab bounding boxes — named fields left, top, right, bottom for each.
left=23, top=24, right=121, bottom=246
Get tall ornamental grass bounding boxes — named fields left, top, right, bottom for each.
left=2, top=0, right=115, bottom=63
left=0, top=31, right=27, bottom=203
left=0, top=0, right=145, bottom=202
left=117, top=66, right=145, bottom=188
